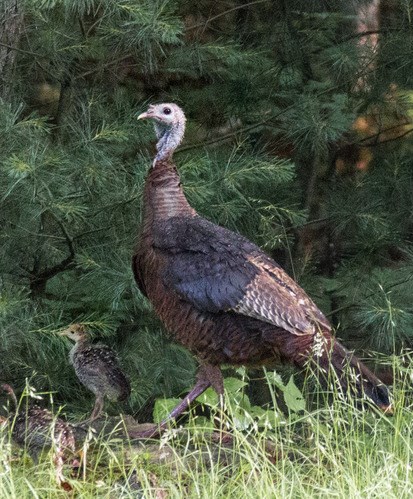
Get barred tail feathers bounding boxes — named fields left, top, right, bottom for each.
left=276, top=329, right=391, bottom=410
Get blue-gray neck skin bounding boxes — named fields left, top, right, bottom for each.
left=153, top=119, right=185, bottom=166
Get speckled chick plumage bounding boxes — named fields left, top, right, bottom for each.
left=2, top=384, right=75, bottom=461
left=70, top=342, right=130, bottom=402
left=13, top=405, right=76, bottom=458
left=61, top=324, right=130, bottom=421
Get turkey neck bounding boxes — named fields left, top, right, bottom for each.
left=70, top=337, right=88, bottom=354
left=142, top=158, right=196, bottom=224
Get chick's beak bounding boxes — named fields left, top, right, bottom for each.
left=59, top=328, right=69, bottom=337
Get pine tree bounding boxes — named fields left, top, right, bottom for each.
left=1, top=0, right=412, bottom=417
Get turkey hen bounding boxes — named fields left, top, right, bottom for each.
left=133, top=103, right=391, bottom=436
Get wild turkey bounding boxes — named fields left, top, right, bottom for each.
left=60, top=324, right=131, bottom=422
left=2, top=384, right=77, bottom=488
left=133, top=103, right=391, bottom=436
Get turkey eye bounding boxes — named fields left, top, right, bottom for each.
left=163, top=107, right=172, bottom=115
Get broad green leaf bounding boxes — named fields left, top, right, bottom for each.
left=153, top=397, right=182, bottom=423
left=283, top=376, right=306, bottom=413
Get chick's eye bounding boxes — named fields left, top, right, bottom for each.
left=163, top=107, right=172, bottom=115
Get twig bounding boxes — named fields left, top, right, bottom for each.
left=86, top=11, right=112, bottom=38
left=356, top=126, right=413, bottom=147
left=177, top=109, right=288, bottom=153
left=340, top=28, right=400, bottom=44
left=31, top=255, right=76, bottom=284
left=0, top=41, right=39, bottom=57
left=75, top=54, right=134, bottom=80
left=78, top=17, right=86, bottom=38
left=44, top=209, right=75, bottom=258
left=186, top=0, right=269, bottom=31
left=29, top=210, right=76, bottom=293
left=90, top=195, right=140, bottom=217
left=0, top=42, right=55, bottom=79
left=73, top=225, right=115, bottom=239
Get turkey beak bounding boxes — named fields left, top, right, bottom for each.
left=138, top=110, right=153, bottom=120
left=138, top=104, right=156, bottom=120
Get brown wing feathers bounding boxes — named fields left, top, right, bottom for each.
left=233, top=254, right=329, bottom=336
left=159, top=216, right=328, bottom=336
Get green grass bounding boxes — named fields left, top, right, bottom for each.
left=0, top=363, right=412, bottom=498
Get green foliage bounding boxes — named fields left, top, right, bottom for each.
left=1, top=0, right=413, bottom=420
left=279, top=87, right=356, bottom=157
left=0, top=358, right=411, bottom=497
left=154, top=369, right=306, bottom=432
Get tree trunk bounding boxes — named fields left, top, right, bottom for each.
left=0, top=0, right=23, bottom=100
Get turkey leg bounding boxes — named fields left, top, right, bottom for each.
left=90, top=394, right=104, bottom=421
left=129, top=364, right=224, bottom=439
left=77, top=394, right=104, bottom=426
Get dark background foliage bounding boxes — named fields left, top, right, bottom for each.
left=1, top=0, right=412, bottom=419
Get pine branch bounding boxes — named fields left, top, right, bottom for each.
left=0, top=41, right=36, bottom=57
left=186, top=0, right=269, bottom=31
left=30, top=254, right=76, bottom=286
left=327, top=275, right=413, bottom=318
left=0, top=41, right=55, bottom=78
left=28, top=210, right=76, bottom=296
